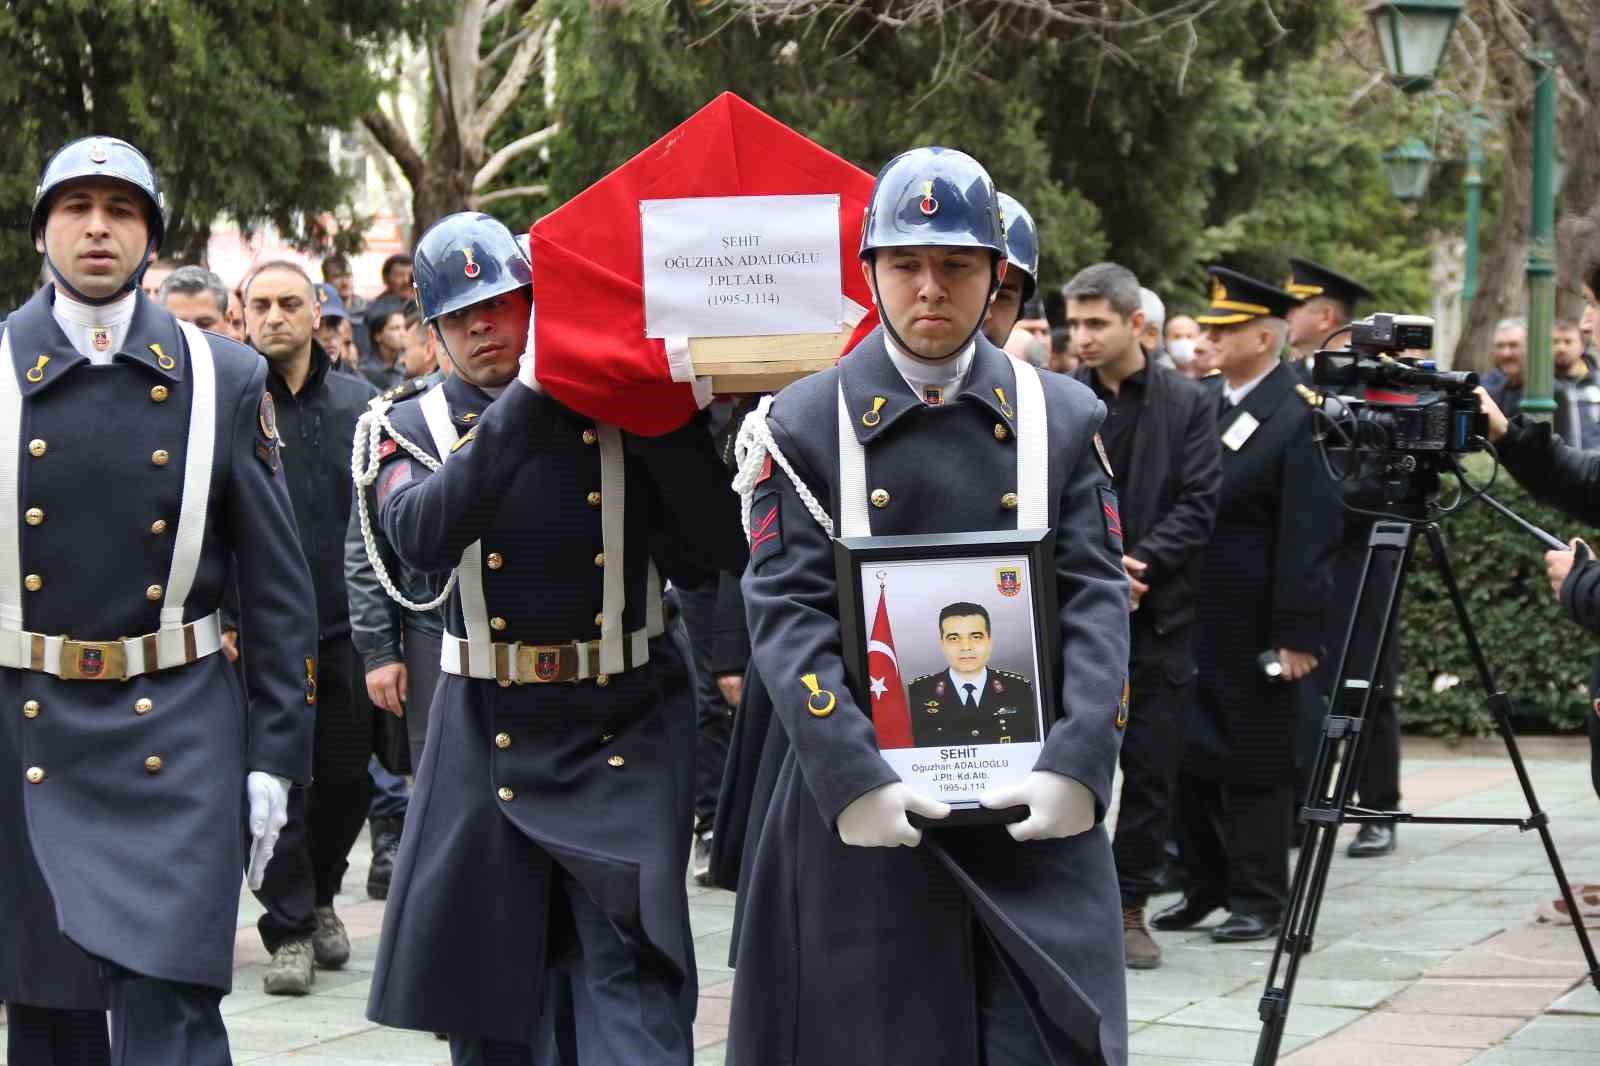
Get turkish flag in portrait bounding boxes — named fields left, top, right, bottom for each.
left=867, top=587, right=914, bottom=749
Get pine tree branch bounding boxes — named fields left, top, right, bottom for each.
left=473, top=123, right=561, bottom=191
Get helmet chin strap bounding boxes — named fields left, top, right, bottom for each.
left=432, top=323, right=513, bottom=392
left=868, top=254, right=1002, bottom=363
left=45, top=235, right=156, bottom=307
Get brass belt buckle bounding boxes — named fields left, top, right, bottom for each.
left=513, top=644, right=565, bottom=684
left=59, top=639, right=127, bottom=681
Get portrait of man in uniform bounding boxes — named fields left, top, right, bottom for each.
left=908, top=601, right=1037, bottom=745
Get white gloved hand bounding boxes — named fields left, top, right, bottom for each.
left=980, top=771, right=1095, bottom=842
left=837, top=782, right=951, bottom=848
left=246, top=771, right=291, bottom=890
left=516, top=301, right=541, bottom=393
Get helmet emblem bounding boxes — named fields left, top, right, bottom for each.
left=88, top=141, right=108, bottom=165
left=919, top=181, right=939, bottom=216
left=463, top=248, right=481, bottom=279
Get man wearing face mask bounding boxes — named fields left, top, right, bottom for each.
left=0, top=135, right=315, bottom=1065
left=727, top=147, right=1131, bottom=1066
left=362, top=212, right=745, bottom=1065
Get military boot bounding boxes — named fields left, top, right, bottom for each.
left=1123, top=905, right=1161, bottom=970
left=312, top=905, right=350, bottom=969
left=263, top=938, right=315, bottom=995
left=367, top=815, right=403, bottom=899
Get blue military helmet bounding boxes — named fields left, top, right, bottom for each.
left=31, top=135, right=167, bottom=249
left=858, top=147, right=1006, bottom=261
left=996, top=192, right=1039, bottom=303
left=412, top=212, right=532, bottom=324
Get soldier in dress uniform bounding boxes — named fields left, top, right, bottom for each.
left=727, top=147, right=1130, bottom=1066
left=1283, top=257, right=1372, bottom=383
left=0, top=136, right=316, bottom=1064
left=361, top=213, right=744, bottom=1065
left=1151, top=267, right=1341, bottom=943
left=981, top=192, right=1040, bottom=349
left=906, top=601, right=1037, bottom=746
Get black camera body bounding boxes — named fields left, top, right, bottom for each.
left=1311, top=313, right=1487, bottom=458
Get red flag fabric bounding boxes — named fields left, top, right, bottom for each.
left=867, top=586, right=914, bottom=750
left=530, top=92, right=878, bottom=436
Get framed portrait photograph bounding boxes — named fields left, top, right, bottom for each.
left=835, top=529, right=1060, bottom=827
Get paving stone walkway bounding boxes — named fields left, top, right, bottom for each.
left=2, top=738, right=1597, bottom=1064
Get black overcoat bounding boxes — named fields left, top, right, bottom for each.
left=1184, top=362, right=1341, bottom=784
left=727, top=332, right=1132, bottom=1066
left=364, top=373, right=744, bottom=1042
left=0, top=287, right=316, bottom=1006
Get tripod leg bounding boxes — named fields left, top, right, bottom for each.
left=1425, top=525, right=1600, bottom=991
left=1255, top=522, right=1413, bottom=1066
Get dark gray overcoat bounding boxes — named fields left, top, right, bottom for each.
left=728, top=331, right=1132, bottom=1066
left=0, top=286, right=316, bottom=1006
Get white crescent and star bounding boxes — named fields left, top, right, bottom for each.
left=869, top=676, right=887, bottom=700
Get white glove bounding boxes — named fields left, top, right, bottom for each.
left=246, top=771, right=291, bottom=890
left=980, top=771, right=1095, bottom=842
left=516, top=301, right=541, bottom=393
left=837, top=782, right=951, bottom=848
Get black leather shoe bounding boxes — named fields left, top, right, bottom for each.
left=1347, top=823, right=1396, bottom=858
left=1212, top=912, right=1281, bottom=943
left=1150, top=896, right=1223, bottom=931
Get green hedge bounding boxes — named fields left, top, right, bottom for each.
left=1394, top=453, right=1594, bottom=739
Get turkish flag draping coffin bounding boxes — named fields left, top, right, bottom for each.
left=530, top=91, right=878, bottom=436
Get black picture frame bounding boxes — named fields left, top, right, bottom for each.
left=834, top=528, right=1060, bottom=828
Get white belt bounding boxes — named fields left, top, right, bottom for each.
left=440, top=626, right=651, bottom=684
left=0, top=611, right=223, bottom=680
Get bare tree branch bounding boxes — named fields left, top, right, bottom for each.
left=473, top=184, right=549, bottom=207
left=483, top=26, right=534, bottom=70
left=485, top=0, right=517, bottom=22
left=473, top=123, right=562, bottom=191
left=472, top=24, right=544, bottom=144
left=1533, top=0, right=1586, bottom=90
left=361, top=108, right=426, bottom=188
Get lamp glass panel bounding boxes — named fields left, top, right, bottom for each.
left=1394, top=10, right=1455, bottom=80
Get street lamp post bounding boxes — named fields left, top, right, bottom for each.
left=1381, top=139, right=1436, bottom=202
left=1366, top=0, right=1559, bottom=422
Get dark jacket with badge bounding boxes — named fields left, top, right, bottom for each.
left=0, top=286, right=316, bottom=1007
left=725, top=331, right=1131, bottom=1066
left=364, top=372, right=745, bottom=1042
left=1186, top=362, right=1341, bottom=784
left=265, top=342, right=377, bottom=639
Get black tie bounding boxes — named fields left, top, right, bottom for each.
left=963, top=683, right=977, bottom=708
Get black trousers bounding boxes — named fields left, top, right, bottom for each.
left=1111, top=622, right=1195, bottom=906
left=675, top=582, right=734, bottom=837
left=402, top=626, right=444, bottom=770
left=1176, top=774, right=1292, bottom=920
left=5, top=975, right=227, bottom=1066
left=254, top=636, right=372, bottom=951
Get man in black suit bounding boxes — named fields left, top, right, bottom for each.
left=1153, top=267, right=1341, bottom=943
left=1065, top=262, right=1221, bottom=969
left=907, top=601, right=1036, bottom=746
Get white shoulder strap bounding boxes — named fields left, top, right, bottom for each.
left=595, top=424, right=629, bottom=674
left=0, top=327, right=21, bottom=635
left=158, top=322, right=217, bottom=663
left=1012, top=359, right=1050, bottom=529
left=836, top=381, right=871, bottom=538
left=420, top=385, right=492, bottom=676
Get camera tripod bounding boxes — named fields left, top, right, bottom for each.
left=1254, top=498, right=1600, bottom=1066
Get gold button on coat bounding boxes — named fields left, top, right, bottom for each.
left=595, top=674, right=609, bottom=688
left=490, top=616, right=507, bottom=631
left=594, top=612, right=605, bottom=627
left=495, top=732, right=512, bottom=749
left=150, top=385, right=169, bottom=403
left=28, top=439, right=46, bottom=458
left=994, top=424, right=1009, bottom=441
left=582, top=429, right=597, bottom=445
left=593, top=552, right=605, bottom=567
left=25, top=767, right=44, bottom=784
left=152, top=449, right=170, bottom=467
left=22, top=700, right=39, bottom=719
left=134, top=698, right=153, bottom=715
left=24, top=507, right=44, bottom=526
left=587, top=491, right=602, bottom=507
left=150, top=520, right=168, bottom=535
left=24, top=574, right=42, bottom=592
left=607, top=755, right=625, bottom=768
left=498, top=786, right=514, bottom=801
left=870, top=489, right=890, bottom=508
left=146, top=584, right=164, bottom=601
left=1000, top=492, right=1019, bottom=510
left=144, top=755, right=163, bottom=774
left=486, top=552, right=504, bottom=570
